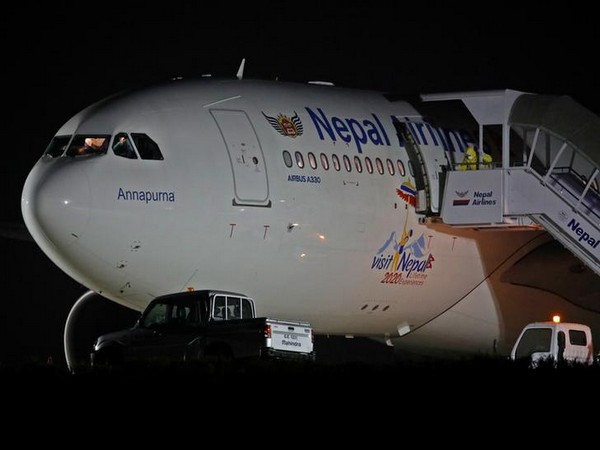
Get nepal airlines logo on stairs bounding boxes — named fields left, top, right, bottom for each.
left=559, top=211, right=600, bottom=250
left=453, top=190, right=470, bottom=206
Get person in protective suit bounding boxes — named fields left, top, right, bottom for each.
left=458, top=145, right=493, bottom=170
left=458, top=145, right=478, bottom=170
left=480, top=151, right=493, bottom=169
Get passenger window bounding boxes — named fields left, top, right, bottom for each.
left=387, top=159, right=395, bottom=175
left=112, top=133, right=137, bottom=159
left=283, top=150, right=293, bottom=168
left=172, top=304, right=192, bottom=326
left=185, top=304, right=199, bottom=325
left=569, top=330, right=587, bottom=346
left=397, top=160, right=406, bottom=176
left=295, top=151, right=304, bottom=168
left=67, top=135, right=110, bottom=157
left=227, top=297, right=241, bottom=320
left=213, top=296, right=226, bottom=321
left=354, top=156, right=363, bottom=173
left=197, top=300, right=209, bottom=323
left=45, top=135, right=71, bottom=158
left=365, top=157, right=373, bottom=174
left=131, top=133, right=163, bottom=160
left=320, top=153, right=329, bottom=170
left=241, top=298, right=253, bottom=318
left=343, top=155, right=352, bottom=172
left=308, top=152, right=317, bottom=169
left=332, top=154, right=340, bottom=171
left=376, top=158, right=384, bottom=175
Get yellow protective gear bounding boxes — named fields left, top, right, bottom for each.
left=458, top=146, right=478, bottom=170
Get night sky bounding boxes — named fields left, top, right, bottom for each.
left=2, top=4, right=598, bottom=363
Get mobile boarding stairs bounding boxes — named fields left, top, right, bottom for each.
left=410, top=90, right=600, bottom=277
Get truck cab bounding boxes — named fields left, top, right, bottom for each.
left=510, top=320, right=594, bottom=366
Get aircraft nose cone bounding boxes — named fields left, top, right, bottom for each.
left=22, top=160, right=91, bottom=249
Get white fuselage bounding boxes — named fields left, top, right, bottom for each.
left=21, top=79, right=600, bottom=355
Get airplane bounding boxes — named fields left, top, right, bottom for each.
left=21, top=66, right=600, bottom=367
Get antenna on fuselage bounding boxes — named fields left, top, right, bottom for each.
left=236, top=58, right=246, bottom=80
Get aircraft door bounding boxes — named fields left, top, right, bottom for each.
left=211, top=109, right=271, bottom=207
left=393, top=119, right=448, bottom=215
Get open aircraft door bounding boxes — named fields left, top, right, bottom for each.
left=393, top=117, right=449, bottom=215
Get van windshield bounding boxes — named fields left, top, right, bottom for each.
left=515, top=328, right=552, bottom=360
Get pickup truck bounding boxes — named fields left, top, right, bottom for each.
left=510, top=318, right=595, bottom=366
left=90, top=290, right=315, bottom=366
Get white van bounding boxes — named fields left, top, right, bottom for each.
left=510, top=321, right=594, bottom=366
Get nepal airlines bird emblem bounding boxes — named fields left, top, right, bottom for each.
left=263, top=112, right=304, bottom=138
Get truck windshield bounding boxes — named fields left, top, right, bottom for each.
left=142, top=301, right=198, bottom=328
left=515, top=328, right=552, bottom=360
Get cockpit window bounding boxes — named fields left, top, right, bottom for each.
left=45, top=135, right=72, bottom=158
left=66, top=135, right=110, bottom=157
left=131, top=133, right=163, bottom=160
left=112, top=133, right=137, bottom=159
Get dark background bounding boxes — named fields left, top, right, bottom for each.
left=2, top=4, right=598, bottom=365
